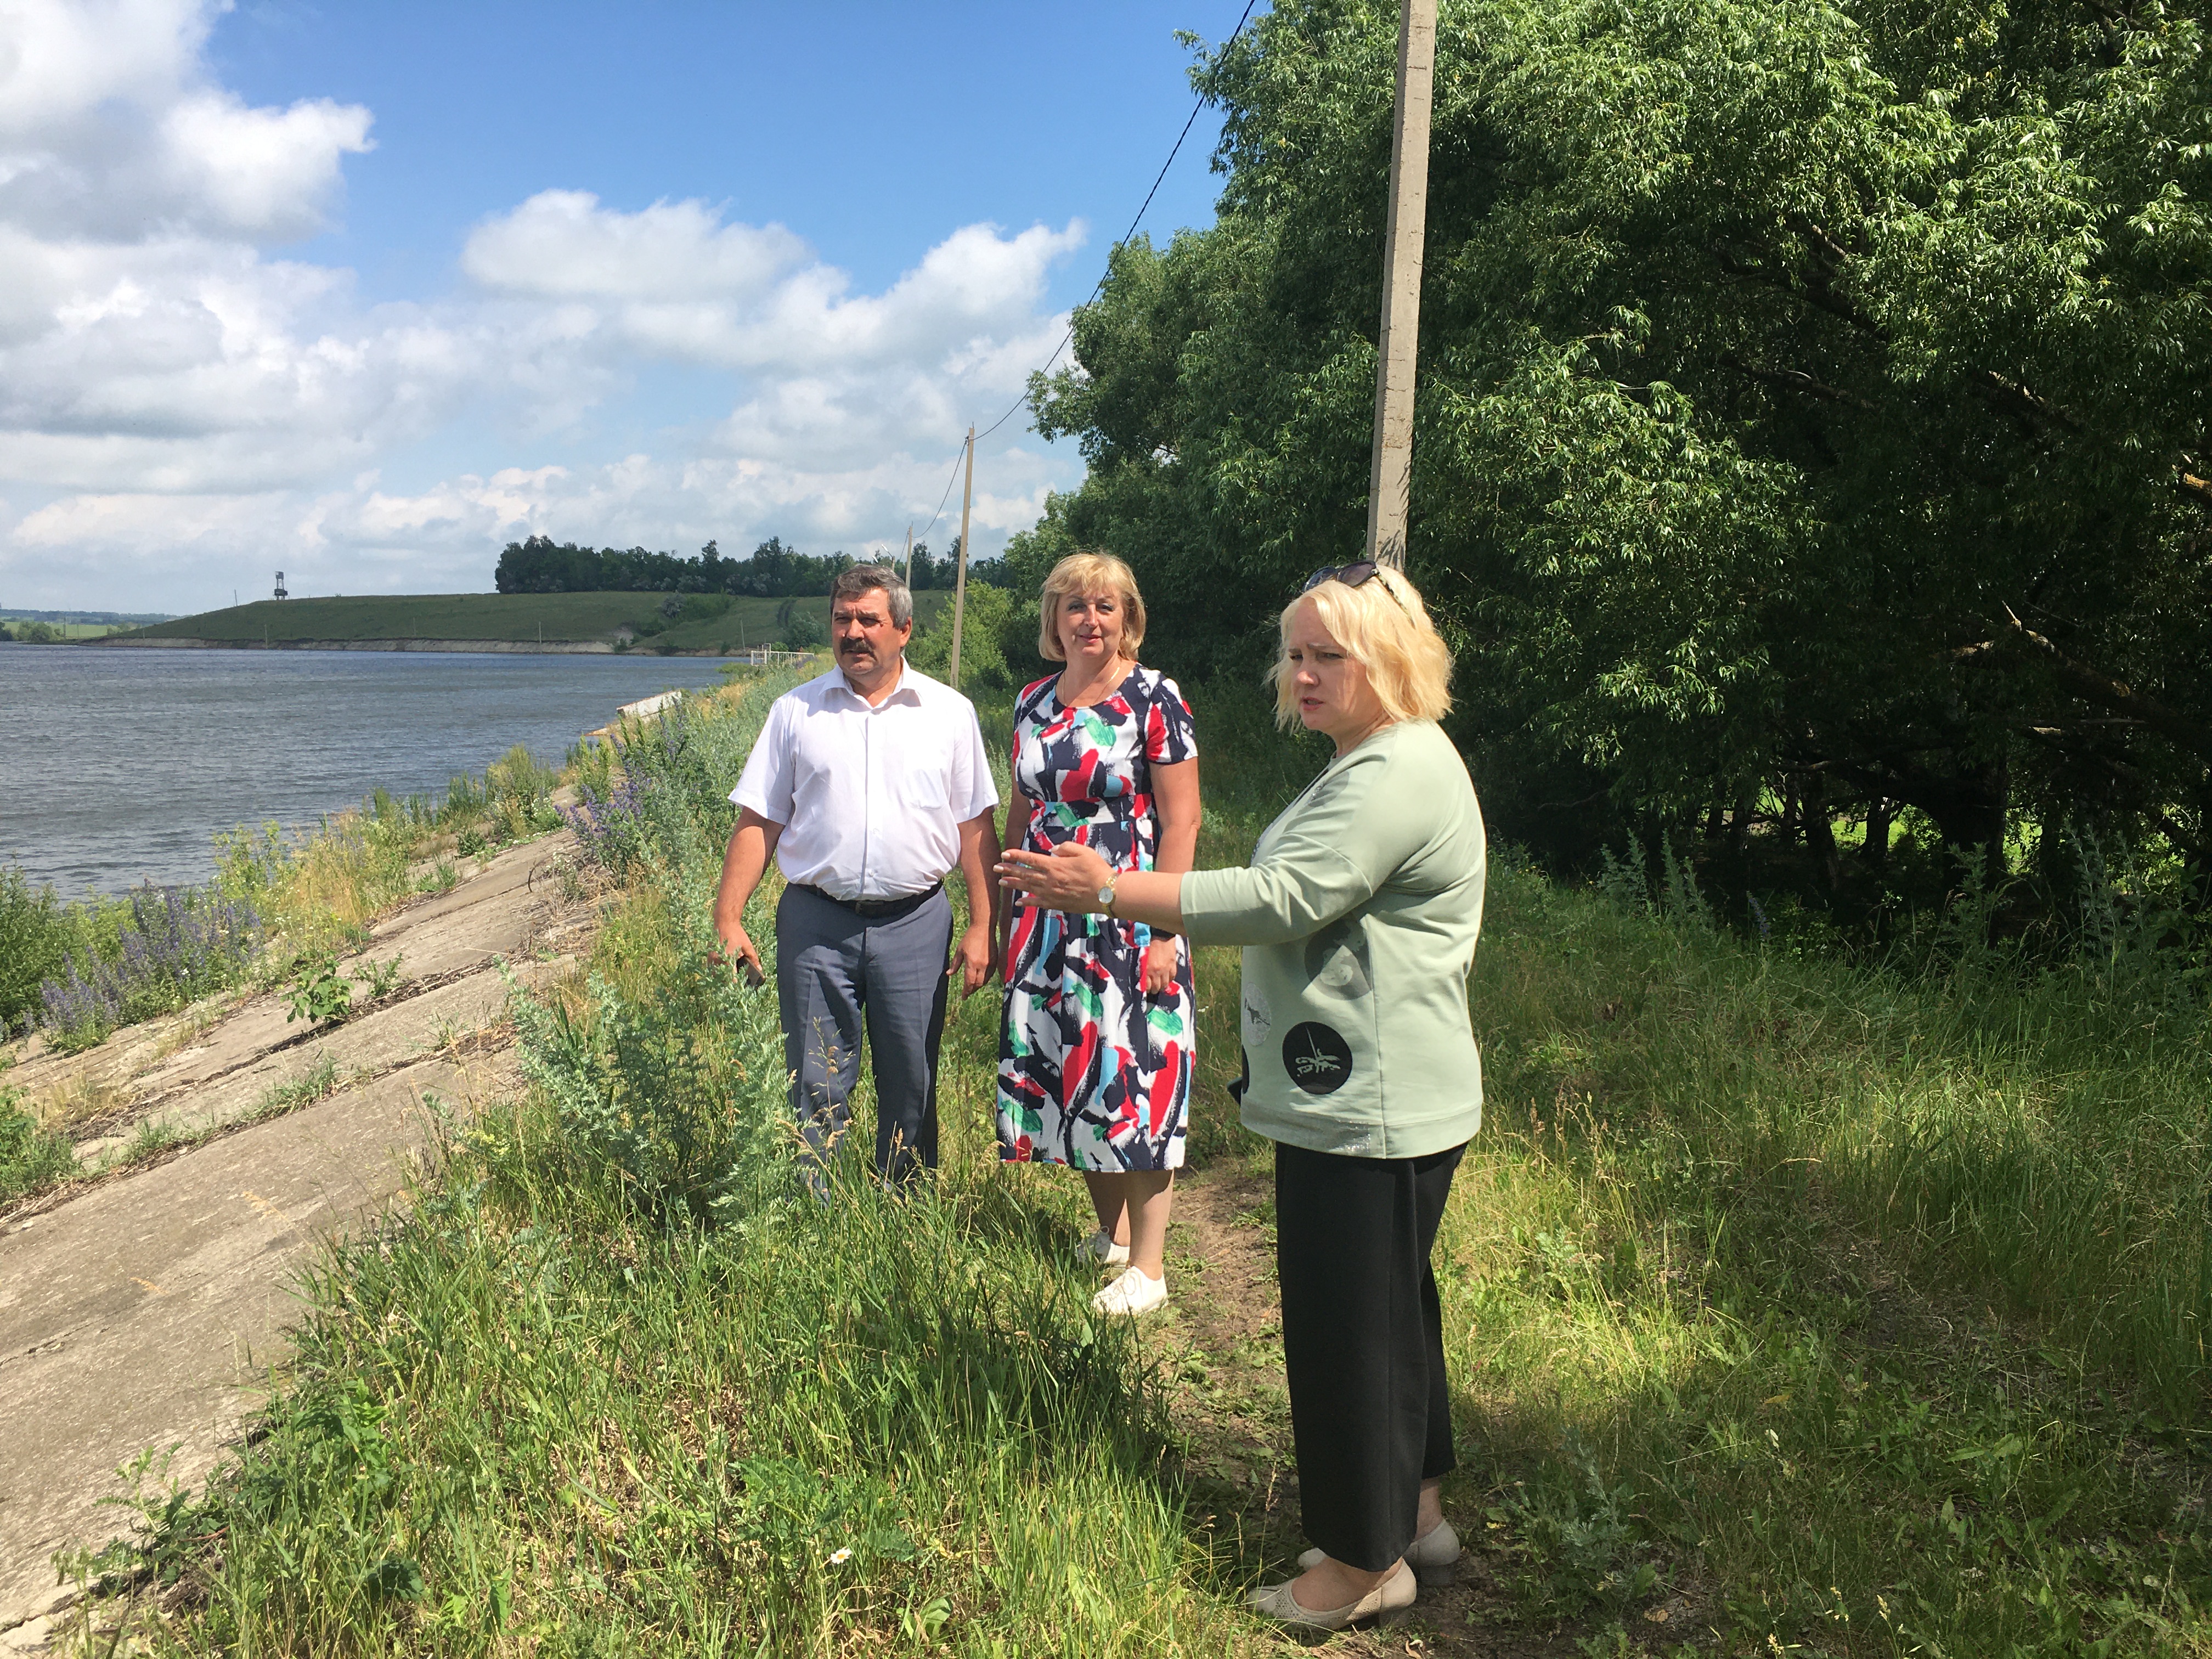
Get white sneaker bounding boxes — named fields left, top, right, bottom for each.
left=1091, top=1266, right=1169, bottom=1317
left=1076, top=1229, right=1130, bottom=1268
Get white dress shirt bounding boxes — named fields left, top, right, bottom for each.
left=730, top=661, right=1000, bottom=901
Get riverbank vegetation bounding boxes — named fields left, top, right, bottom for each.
left=1, top=619, right=125, bottom=641
left=48, top=664, right=2203, bottom=1657
left=1015, top=0, right=2211, bottom=913
left=1, top=744, right=574, bottom=1059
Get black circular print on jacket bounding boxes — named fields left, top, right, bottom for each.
left=1283, top=1023, right=1354, bottom=1095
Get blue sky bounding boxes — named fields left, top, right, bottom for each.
left=0, top=1, right=1255, bottom=614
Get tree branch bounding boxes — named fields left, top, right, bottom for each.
left=1720, top=353, right=1880, bottom=411
left=1995, top=604, right=2211, bottom=763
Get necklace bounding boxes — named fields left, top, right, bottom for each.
left=1057, top=654, right=1131, bottom=708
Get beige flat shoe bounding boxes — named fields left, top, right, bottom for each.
left=1301, top=1518, right=1459, bottom=1586
left=1247, top=1560, right=1416, bottom=1630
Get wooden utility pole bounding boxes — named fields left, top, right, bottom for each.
left=1365, top=0, right=1437, bottom=571
left=949, top=427, right=975, bottom=690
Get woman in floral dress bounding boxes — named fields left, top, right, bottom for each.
left=996, top=552, right=1199, bottom=1316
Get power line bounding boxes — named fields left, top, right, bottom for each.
left=910, top=439, right=969, bottom=544
left=973, top=0, right=1260, bottom=445
left=916, top=0, right=1256, bottom=506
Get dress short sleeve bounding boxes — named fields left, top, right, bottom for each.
left=1143, top=673, right=1198, bottom=764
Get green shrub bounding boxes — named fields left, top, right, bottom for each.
left=905, top=582, right=1015, bottom=691
left=0, top=1090, right=76, bottom=1203
left=0, top=867, right=72, bottom=1034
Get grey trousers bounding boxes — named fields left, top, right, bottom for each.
left=774, top=882, right=953, bottom=1183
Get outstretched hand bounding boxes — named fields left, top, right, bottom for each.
left=996, top=840, right=1113, bottom=913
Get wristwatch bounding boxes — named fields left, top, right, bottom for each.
left=1096, top=868, right=1119, bottom=914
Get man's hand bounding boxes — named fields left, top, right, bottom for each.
left=711, top=921, right=765, bottom=985
left=711, top=810, right=781, bottom=988
left=951, top=921, right=996, bottom=998
left=1141, top=936, right=1179, bottom=996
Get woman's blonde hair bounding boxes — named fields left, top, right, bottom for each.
left=1268, top=565, right=1453, bottom=729
left=1037, top=551, right=1147, bottom=662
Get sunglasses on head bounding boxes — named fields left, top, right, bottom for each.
left=1302, top=560, right=1380, bottom=592
left=1302, top=560, right=1411, bottom=614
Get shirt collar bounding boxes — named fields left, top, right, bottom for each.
left=831, top=657, right=922, bottom=708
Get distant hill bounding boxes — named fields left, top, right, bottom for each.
left=105, top=591, right=953, bottom=652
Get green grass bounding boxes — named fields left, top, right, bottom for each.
left=1, top=619, right=126, bottom=640
left=1, top=1086, right=80, bottom=1203
left=72, top=677, right=2212, bottom=1657
left=113, top=591, right=953, bottom=650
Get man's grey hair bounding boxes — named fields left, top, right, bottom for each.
left=830, top=562, right=913, bottom=629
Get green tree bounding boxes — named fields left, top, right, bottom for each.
left=1031, top=0, right=2212, bottom=883
left=906, top=584, right=1020, bottom=693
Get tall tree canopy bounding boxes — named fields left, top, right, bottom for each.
left=1022, top=0, right=2212, bottom=880
left=496, top=536, right=967, bottom=597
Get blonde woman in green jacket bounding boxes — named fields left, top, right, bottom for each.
left=1000, top=562, right=1485, bottom=1633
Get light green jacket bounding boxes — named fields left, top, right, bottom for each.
left=1178, top=720, right=1486, bottom=1158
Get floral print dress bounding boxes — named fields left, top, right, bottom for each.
left=997, top=665, right=1198, bottom=1170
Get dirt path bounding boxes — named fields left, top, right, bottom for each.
left=0, top=834, right=599, bottom=1650
left=1159, top=1156, right=1578, bottom=1657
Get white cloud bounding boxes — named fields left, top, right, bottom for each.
left=159, top=91, right=374, bottom=237
left=0, top=0, right=210, bottom=140
left=464, top=190, right=809, bottom=302
left=0, top=1, right=1089, bottom=612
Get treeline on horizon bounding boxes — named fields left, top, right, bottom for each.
left=1007, top=0, right=2211, bottom=921
left=494, top=534, right=987, bottom=597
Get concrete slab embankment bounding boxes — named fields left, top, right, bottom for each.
left=0, top=833, right=607, bottom=1641
left=0, top=1057, right=482, bottom=1638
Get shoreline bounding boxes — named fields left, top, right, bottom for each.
left=88, top=636, right=785, bottom=658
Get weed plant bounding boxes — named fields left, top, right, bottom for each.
left=0, top=1086, right=77, bottom=1202
left=0, top=866, right=71, bottom=1032
left=35, top=884, right=261, bottom=1051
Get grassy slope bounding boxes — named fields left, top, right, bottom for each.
left=79, top=679, right=2212, bottom=1658
left=115, top=591, right=953, bottom=648
left=2, top=621, right=127, bottom=639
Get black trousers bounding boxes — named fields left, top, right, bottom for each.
left=1275, top=1138, right=1466, bottom=1571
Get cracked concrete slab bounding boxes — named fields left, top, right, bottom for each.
left=0, top=827, right=606, bottom=1638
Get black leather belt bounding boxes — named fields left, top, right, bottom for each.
left=794, top=880, right=944, bottom=921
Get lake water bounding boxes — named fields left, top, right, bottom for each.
left=1, top=645, right=742, bottom=895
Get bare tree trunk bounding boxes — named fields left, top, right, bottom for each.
left=1864, top=797, right=1893, bottom=868
left=1726, top=780, right=1760, bottom=859
left=1803, top=773, right=1842, bottom=890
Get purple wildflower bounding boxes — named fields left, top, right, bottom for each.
left=38, top=883, right=261, bottom=1043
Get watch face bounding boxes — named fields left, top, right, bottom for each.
left=1096, top=886, right=1116, bottom=905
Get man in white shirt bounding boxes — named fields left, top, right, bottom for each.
left=713, top=563, right=1000, bottom=1183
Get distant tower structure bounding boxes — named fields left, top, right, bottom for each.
left=273, top=571, right=288, bottom=600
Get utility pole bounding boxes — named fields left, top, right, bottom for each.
left=949, top=427, right=974, bottom=690
left=1365, top=0, right=1437, bottom=571
left=903, top=523, right=914, bottom=587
